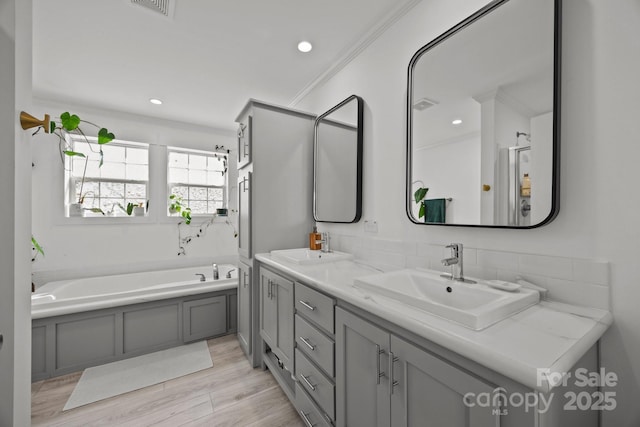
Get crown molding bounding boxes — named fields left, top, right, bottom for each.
left=289, top=0, right=423, bottom=107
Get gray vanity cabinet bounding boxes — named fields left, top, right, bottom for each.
left=235, top=100, right=315, bottom=368
left=336, top=307, right=499, bottom=427
left=237, top=261, right=252, bottom=356
left=238, top=170, right=251, bottom=260
left=335, top=307, right=392, bottom=427
left=389, top=334, right=498, bottom=427
left=259, top=267, right=294, bottom=373
left=237, top=115, right=252, bottom=169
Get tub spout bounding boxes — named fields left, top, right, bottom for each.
left=226, top=269, right=235, bottom=279
left=195, top=273, right=206, bottom=282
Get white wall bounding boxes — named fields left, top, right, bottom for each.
left=0, top=0, right=32, bottom=424
left=295, top=0, right=640, bottom=425
left=412, top=135, right=480, bottom=224
left=31, top=99, right=239, bottom=281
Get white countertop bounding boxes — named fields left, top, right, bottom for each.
left=255, top=253, right=613, bottom=393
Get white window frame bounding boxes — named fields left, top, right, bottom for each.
left=64, top=136, right=150, bottom=220
left=167, top=147, right=228, bottom=219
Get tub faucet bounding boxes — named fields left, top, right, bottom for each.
left=195, top=273, right=206, bottom=282
left=212, top=263, right=219, bottom=280
left=316, top=232, right=331, bottom=253
left=226, top=269, right=235, bottom=279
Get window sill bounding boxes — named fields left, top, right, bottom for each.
left=61, top=215, right=155, bottom=225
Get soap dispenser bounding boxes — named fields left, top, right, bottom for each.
left=309, top=226, right=322, bottom=250
left=521, top=174, right=531, bottom=197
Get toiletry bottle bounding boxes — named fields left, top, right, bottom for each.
left=309, top=226, right=322, bottom=250
left=521, top=174, right=531, bottom=197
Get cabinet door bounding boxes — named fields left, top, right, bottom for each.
left=183, top=295, right=227, bottom=342
left=335, top=307, right=391, bottom=427
left=237, top=261, right=252, bottom=356
left=259, top=271, right=277, bottom=349
left=390, top=335, right=499, bottom=427
left=238, top=170, right=251, bottom=259
left=237, top=116, right=252, bottom=169
left=273, top=273, right=294, bottom=373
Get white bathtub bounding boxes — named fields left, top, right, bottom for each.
left=32, top=264, right=237, bottom=319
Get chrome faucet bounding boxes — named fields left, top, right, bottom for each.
left=441, top=243, right=474, bottom=283
left=226, top=268, right=235, bottom=279
left=316, top=232, right=331, bottom=253
left=212, top=263, right=219, bottom=280
left=195, top=273, right=206, bottom=282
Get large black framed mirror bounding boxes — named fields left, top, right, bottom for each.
left=407, top=0, right=561, bottom=228
left=314, top=95, right=363, bottom=223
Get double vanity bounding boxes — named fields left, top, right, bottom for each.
left=255, top=247, right=611, bottom=427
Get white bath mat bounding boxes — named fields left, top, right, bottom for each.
left=63, top=340, right=212, bottom=411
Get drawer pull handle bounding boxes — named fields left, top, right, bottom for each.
left=300, top=374, right=317, bottom=391
left=300, top=410, right=315, bottom=427
left=299, top=336, right=315, bottom=351
left=299, top=300, right=316, bottom=311
left=389, top=351, right=399, bottom=395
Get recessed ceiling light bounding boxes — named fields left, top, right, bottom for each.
left=452, top=119, right=463, bottom=125
left=149, top=98, right=163, bottom=105
left=297, top=41, right=313, bottom=53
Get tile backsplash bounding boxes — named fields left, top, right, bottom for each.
left=330, top=234, right=610, bottom=311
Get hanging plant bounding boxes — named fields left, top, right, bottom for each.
left=414, top=187, right=429, bottom=219
left=21, top=111, right=116, bottom=207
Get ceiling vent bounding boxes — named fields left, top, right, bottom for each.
left=131, top=0, right=173, bottom=17
left=413, top=97, right=438, bottom=111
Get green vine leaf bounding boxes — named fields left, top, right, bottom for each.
left=98, top=128, right=115, bottom=144
left=418, top=203, right=426, bottom=219
left=63, top=151, right=86, bottom=158
left=86, top=207, right=105, bottom=215
left=49, top=121, right=57, bottom=134
left=414, top=187, right=429, bottom=204
left=31, top=236, right=44, bottom=256
left=60, top=112, right=80, bottom=131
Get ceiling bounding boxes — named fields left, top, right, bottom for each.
left=32, top=0, right=414, bottom=131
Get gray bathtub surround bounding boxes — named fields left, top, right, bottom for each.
left=32, top=289, right=236, bottom=381
left=329, top=233, right=610, bottom=311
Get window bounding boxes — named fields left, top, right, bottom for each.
left=65, top=137, right=149, bottom=217
left=167, top=148, right=227, bottom=215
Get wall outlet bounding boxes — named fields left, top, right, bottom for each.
left=364, top=220, right=378, bottom=233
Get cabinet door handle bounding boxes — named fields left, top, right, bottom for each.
left=299, top=336, right=315, bottom=351
left=376, top=345, right=386, bottom=385
left=243, top=272, right=248, bottom=287
left=299, top=410, right=315, bottom=427
left=389, top=351, right=399, bottom=395
left=267, top=279, right=271, bottom=298
left=300, top=374, right=317, bottom=391
left=298, top=300, right=315, bottom=311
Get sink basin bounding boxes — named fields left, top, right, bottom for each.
left=353, top=269, right=539, bottom=330
left=271, top=248, right=353, bottom=265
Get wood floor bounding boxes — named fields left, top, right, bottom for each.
left=31, top=335, right=305, bottom=427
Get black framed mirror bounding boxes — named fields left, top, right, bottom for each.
left=313, top=95, right=363, bottom=223
left=407, top=0, right=561, bottom=228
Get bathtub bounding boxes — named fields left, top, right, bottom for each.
left=32, top=264, right=237, bottom=320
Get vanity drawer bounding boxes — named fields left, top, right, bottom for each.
left=295, top=382, right=332, bottom=427
left=295, top=314, right=334, bottom=376
left=295, top=282, right=335, bottom=334
left=295, top=348, right=335, bottom=421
